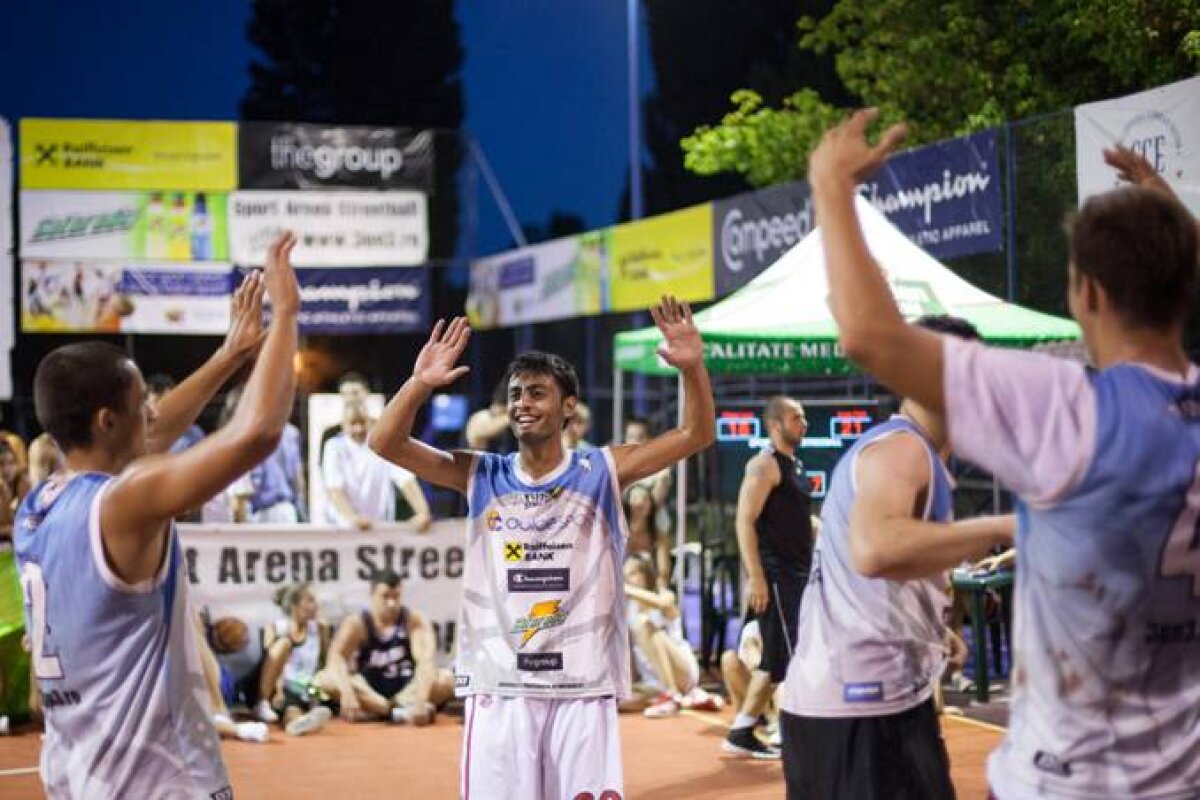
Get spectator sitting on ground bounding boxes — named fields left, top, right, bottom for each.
left=254, top=583, right=333, bottom=736
left=322, top=402, right=432, bottom=531
left=719, top=621, right=779, bottom=741
left=624, top=555, right=723, bottom=718
left=561, top=400, right=594, bottom=451
left=624, top=416, right=672, bottom=543
left=624, top=484, right=672, bottom=592
left=206, top=614, right=265, bottom=714
left=193, top=614, right=270, bottom=744
left=316, top=568, right=454, bottom=725
left=0, top=439, right=29, bottom=519
left=27, top=433, right=61, bottom=488
left=464, top=383, right=512, bottom=451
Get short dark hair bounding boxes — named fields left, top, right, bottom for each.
left=146, top=373, right=176, bottom=396
left=914, top=315, right=981, bottom=342
left=34, top=342, right=136, bottom=452
left=339, top=372, right=370, bottom=391
left=1067, top=187, right=1198, bottom=330
left=369, top=568, right=402, bottom=590
left=503, top=351, right=580, bottom=402
left=764, top=395, right=799, bottom=425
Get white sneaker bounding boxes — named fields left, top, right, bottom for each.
left=253, top=699, right=279, bottom=724
left=390, top=701, right=436, bottom=727
left=235, top=721, right=271, bottom=743
left=286, top=706, right=331, bottom=736
left=643, top=694, right=681, bottom=718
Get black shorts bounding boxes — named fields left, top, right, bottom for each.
left=781, top=700, right=955, bottom=800
left=750, top=572, right=804, bottom=683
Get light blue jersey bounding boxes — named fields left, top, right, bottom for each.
left=15, top=473, right=230, bottom=800
left=946, top=339, right=1200, bottom=798
left=782, top=415, right=955, bottom=717
left=455, top=448, right=631, bottom=699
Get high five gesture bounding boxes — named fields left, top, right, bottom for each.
left=413, top=317, right=472, bottom=389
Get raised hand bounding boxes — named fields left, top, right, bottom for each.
left=651, top=295, right=704, bottom=371
left=413, top=316, right=472, bottom=389
left=809, top=108, right=907, bottom=189
left=1103, top=145, right=1176, bottom=199
left=262, top=230, right=300, bottom=317
left=219, top=271, right=267, bottom=363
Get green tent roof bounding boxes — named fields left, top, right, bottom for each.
left=615, top=197, right=1079, bottom=376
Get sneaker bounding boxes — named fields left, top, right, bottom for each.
left=947, top=673, right=976, bottom=694
left=722, top=727, right=781, bottom=760
left=253, top=699, right=279, bottom=724
left=390, top=701, right=436, bottom=727
left=235, top=721, right=271, bottom=743
left=286, top=706, right=331, bottom=737
left=644, top=695, right=680, bottom=718
left=680, top=687, right=725, bottom=712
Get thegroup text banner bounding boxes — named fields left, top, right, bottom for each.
left=1075, top=76, right=1200, bottom=216
left=239, top=122, right=435, bottom=192
left=863, top=129, right=1003, bottom=260
left=180, top=521, right=465, bottom=665
left=21, top=260, right=234, bottom=335
left=609, top=203, right=713, bottom=311
left=465, top=232, right=607, bottom=329
left=20, top=118, right=236, bottom=191
left=291, top=266, right=430, bottom=333
left=20, top=190, right=229, bottom=262
left=713, top=180, right=814, bottom=296
left=228, top=191, right=428, bottom=267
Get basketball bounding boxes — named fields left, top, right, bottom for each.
left=211, top=617, right=249, bottom=654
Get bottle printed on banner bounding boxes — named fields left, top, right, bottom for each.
left=144, top=193, right=168, bottom=260
left=167, top=194, right=190, bottom=260
left=191, top=193, right=212, bottom=261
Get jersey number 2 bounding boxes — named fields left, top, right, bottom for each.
left=21, top=562, right=64, bottom=680
left=1162, top=464, right=1200, bottom=598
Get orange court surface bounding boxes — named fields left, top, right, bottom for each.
left=0, top=709, right=1001, bottom=798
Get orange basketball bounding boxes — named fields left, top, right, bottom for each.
left=211, top=617, right=249, bottom=654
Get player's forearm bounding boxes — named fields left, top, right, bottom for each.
left=327, top=487, right=361, bottom=525
left=850, top=514, right=1014, bottom=581
left=368, top=377, right=433, bottom=464
left=147, top=347, right=242, bottom=455
left=678, top=365, right=716, bottom=454
left=735, top=517, right=766, bottom=579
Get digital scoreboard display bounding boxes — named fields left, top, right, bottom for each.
left=715, top=401, right=881, bottom=501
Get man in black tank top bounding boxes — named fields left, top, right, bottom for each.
left=317, top=569, right=455, bottom=726
left=724, top=396, right=814, bottom=759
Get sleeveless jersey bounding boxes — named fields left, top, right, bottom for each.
left=756, top=448, right=814, bottom=578
left=357, top=608, right=415, bottom=695
left=455, top=448, right=630, bottom=698
left=782, top=416, right=954, bottom=717
left=14, top=472, right=230, bottom=799
left=989, top=365, right=1200, bottom=798
left=273, top=618, right=322, bottom=686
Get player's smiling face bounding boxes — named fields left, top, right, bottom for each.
left=507, top=372, right=574, bottom=444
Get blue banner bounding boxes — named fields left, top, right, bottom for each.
left=862, top=130, right=1003, bottom=260
left=292, top=266, right=429, bottom=334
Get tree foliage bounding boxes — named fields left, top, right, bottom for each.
left=683, top=1, right=1200, bottom=188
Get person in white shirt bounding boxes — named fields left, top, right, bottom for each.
left=322, top=402, right=432, bottom=531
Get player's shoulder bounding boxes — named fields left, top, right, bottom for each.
left=857, top=430, right=931, bottom=483
left=744, top=449, right=781, bottom=480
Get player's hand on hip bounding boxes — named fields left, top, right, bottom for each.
left=652, top=296, right=703, bottom=371
left=809, top=108, right=907, bottom=190
left=219, top=270, right=267, bottom=363
left=746, top=574, right=769, bottom=615
left=262, top=230, right=301, bottom=317
left=413, top=317, right=472, bottom=388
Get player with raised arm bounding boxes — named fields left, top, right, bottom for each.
left=368, top=296, right=714, bottom=800
left=15, top=232, right=300, bottom=799
left=804, top=109, right=1200, bottom=798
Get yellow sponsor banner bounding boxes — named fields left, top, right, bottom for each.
left=609, top=203, right=714, bottom=311
left=20, top=118, right=237, bottom=191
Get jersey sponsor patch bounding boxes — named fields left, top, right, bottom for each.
left=504, top=540, right=573, bottom=563
left=507, top=568, right=569, bottom=593
left=517, top=652, right=563, bottom=672
left=210, top=788, right=234, bottom=800
left=512, top=600, right=568, bottom=647
left=455, top=673, right=470, bottom=689
left=842, top=682, right=884, bottom=703
left=1033, top=751, right=1072, bottom=778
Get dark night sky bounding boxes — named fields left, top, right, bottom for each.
left=0, top=0, right=652, bottom=259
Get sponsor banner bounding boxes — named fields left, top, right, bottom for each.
left=20, top=118, right=236, bottom=190
left=228, top=190, right=428, bottom=266
left=19, top=190, right=229, bottom=262
left=862, top=130, right=1003, bottom=260
left=465, top=231, right=608, bottom=329
left=713, top=180, right=813, bottom=296
left=0, top=119, right=10, bottom=399
left=1075, top=76, right=1200, bottom=215
left=239, top=122, right=434, bottom=192
left=290, top=266, right=430, bottom=333
left=180, top=522, right=464, bottom=666
left=609, top=204, right=714, bottom=311
left=21, top=260, right=234, bottom=334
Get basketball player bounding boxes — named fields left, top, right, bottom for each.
left=781, top=315, right=1013, bottom=798
left=14, top=232, right=299, bottom=799
left=367, top=296, right=714, bottom=799
left=318, top=568, right=454, bottom=725
left=724, top=396, right=812, bottom=758
left=804, top=109, right=1200, bottom=798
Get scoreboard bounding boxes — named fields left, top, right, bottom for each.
left=714, top=400, right=882, bottom=502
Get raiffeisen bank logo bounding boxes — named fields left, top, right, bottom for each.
left=512, top=600, right=567, bottom=647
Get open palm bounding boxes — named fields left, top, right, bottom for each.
left=414, top=316, right=471, bottom=388
left=652, top=296, right=703, bottom=371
